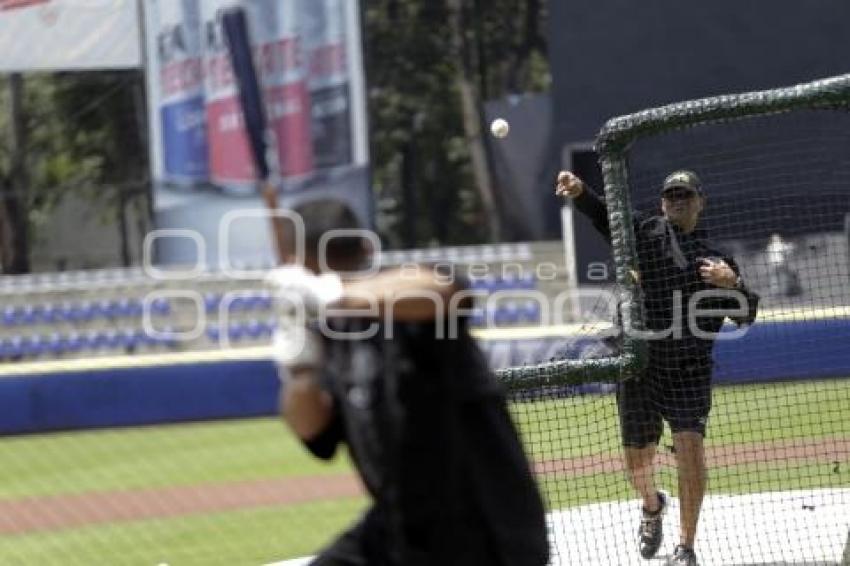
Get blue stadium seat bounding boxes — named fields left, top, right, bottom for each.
left=41, top=303, right=61, bottom=323
left=256, top=291, right=273, bottom=311
left=108, top=297, right=143, bottom=318
left=136, top=329, right=159, bottom=347
left=94, top=299, right=119, bottom=320
left=120, top=328, right=144, bottom=348
left=46, top=332, right=66, bottom=355
left=227, top=323, right=245, bottom=342
left=128, top=299, right=144, bottom=317
left=71, top=301, right=96, bottom=323
left=6, top=336, right=24, bottom=358
left=518, top=273, right=537, bottom=290
left=499, top=275, right=519, bottom=290
left=150, top=298, right=171, bottom=316
left=246, top=293, right=269, bottom=311
left=19, top=305, right=38, bottom=325
left=228, top=296, right=246, bottom=312
left=244, top=319, right=265, bottom=339
left=101, top=330, right=122, bottom=349
left=160, top=327, right=179, bottom=347
left=240, top=295, right=258, bottom=311
left=206, top=325, right=221, bottom=342
left=57, top=302, right=74, bottom=322
left=204, top=292, right=221, bottom=313
left=469, top=307, right=486, bottom=327
left=3, top=306, right=18, bottom=326
left=474, top=276, right=500, bottom=293
left=495, top=302, right=521, bottom=325
left=86, top=330, right=107, bottom=350
left=17, top=335, right=45, bottom=357
left=521, top=301, right=542, bottom=323
left=64, top=332, right=86, bottom=353
left=113, top=298, right=131, bottom=317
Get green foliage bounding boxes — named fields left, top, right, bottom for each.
left=364, top=0, right=550, bottom=247
left=0, top=71, right=148, bottom=270
left=0, top=2, right=550, bottom=270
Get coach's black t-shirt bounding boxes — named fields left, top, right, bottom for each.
left=303, top=315, right=549, bottom=566
left=574, top=188, right=759, bottom=366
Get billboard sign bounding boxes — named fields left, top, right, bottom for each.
left=143, top=0, right=371, bottom=267
left=0, top=0, right=141, bottom=72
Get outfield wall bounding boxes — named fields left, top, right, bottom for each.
left=1, top=318, right=848, bottom=435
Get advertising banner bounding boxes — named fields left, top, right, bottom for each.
left=144, top=0, right=371, bottom=266
left=0, top=0, right=141, bottom=72
left=155, top=0, right=208, bottom=183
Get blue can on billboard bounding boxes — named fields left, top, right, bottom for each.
left=160, top=96, right=208, bottom=179
left=156, top=0, right=209, bottom=184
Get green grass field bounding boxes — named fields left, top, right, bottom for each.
left=0, top=379, right=847, bottom=565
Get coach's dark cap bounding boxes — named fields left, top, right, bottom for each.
left=661, top=170, right=703, bottom=196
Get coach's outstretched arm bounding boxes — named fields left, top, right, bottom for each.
left=555, top=170, right=613, bottom=241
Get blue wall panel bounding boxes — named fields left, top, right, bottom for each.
left=0, top=360, right=279, bottom=435
left=1, top=319, right=848, bottom=434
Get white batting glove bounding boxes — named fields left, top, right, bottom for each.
left=271, top=322, right=325, bottom=374
left=266, top=265, right=344, bottom=319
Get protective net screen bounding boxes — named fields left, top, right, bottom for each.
left=1, top=102, right=848, bottom=566
left=510, top=109, right=850, bottom=564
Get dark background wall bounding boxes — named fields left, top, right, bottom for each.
left=547, top=0, right=850, bottom=282
left=549, top=0, right=850, bottom=143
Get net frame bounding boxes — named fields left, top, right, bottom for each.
left=496, top=72, right=850, bottom=388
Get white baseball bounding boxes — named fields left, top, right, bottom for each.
left=490, top=118, right=510, bottom=138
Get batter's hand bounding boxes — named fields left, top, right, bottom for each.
left=699, top=258, right=738, bottom=288
left=266, top=265, right=344, bottom=319
left=272, top=322, right=324, bottom=372
left=555, top=171, right=586, bottom=199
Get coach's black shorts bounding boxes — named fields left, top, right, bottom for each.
left=616, top=361, right=712, bottom=448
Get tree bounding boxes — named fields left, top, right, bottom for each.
left=364, top=0, right=549, bottom=248
left=0, top=70, right=149, bottom=274
left=50, top=70, right=150, bottom=267
left=0, top=74, right=31, bottom=274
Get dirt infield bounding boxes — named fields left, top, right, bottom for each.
left=1, top=437, right=847, bottom=536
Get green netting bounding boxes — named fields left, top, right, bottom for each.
left=497, top=73, right=850, bottom=388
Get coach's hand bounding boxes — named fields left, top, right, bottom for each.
left=555, top=171, right=586, bottom=199
left=699, top=258, right=738, bottom=288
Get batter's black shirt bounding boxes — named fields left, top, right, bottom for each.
left=302, top=313, right=549, bottom=566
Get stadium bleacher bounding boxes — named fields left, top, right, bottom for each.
left=0, top=242, right=565, bottom=362
left=3, top=233, right=847, bottom=363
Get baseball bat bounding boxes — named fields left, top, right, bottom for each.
left=221, top=6, right=293, bottom=263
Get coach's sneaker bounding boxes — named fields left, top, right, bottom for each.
left=638, top=491, right=667, bottom=559
left=666, top=544, right=698, bottom=566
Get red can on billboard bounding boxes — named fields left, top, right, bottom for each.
left=249, top=0, right=314, bottom=181
left=304, top=0, right=352, bottom=170
left=201, top=0, right=256, bottom=190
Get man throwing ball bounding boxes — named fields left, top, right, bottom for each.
left=556, top=169, right=759, bottom=566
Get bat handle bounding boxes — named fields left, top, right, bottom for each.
left=261, top=181, right=295, bottom=265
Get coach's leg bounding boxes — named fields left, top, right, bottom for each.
left=672, top=431, right=706, bottom=549
left=619, top=376, right=669, bottom=559
left=617, top=377, right=664, bottom=512
left=625, top=444, right=661, bottom=512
